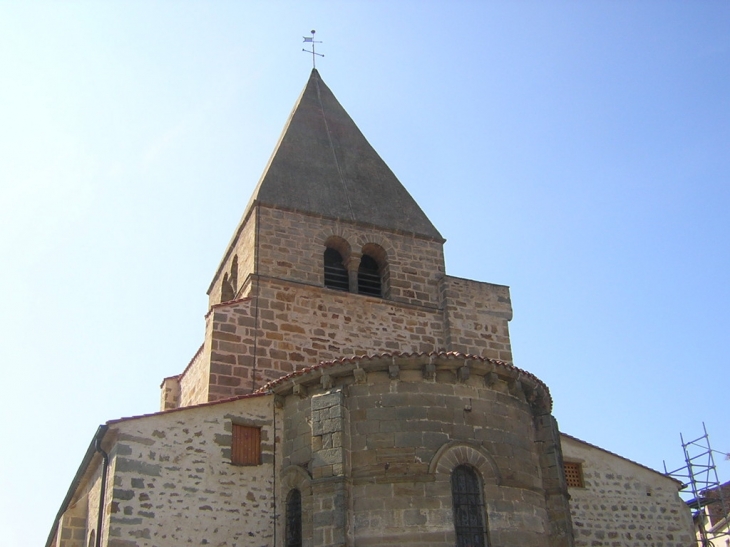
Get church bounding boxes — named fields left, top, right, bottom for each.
left=47, top=69, right=695, bottom=547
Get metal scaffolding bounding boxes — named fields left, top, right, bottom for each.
left=664, top=423, right=729, bottom=547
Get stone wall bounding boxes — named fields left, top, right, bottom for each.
left=85, top=467, right=105, bottom=547
left=55, top=500, right=86, bottom=547
left=170, top=202, right=518, bottom=409
left=184, top=280, right=446, bottom=406
left=208, top=207, right=258, bottom=307
left=49, top=443, right=110, bottom=547
left=173, top=272, right=517, bottom=408
left=272, top=353, right=567, bottom=547
left=178, top=343, right=209, bottom=408
left=441, top=276, right=513, bottom=362
left=251, top=275, right=444, bottom=366
left=204, top=298, right=258, bottom=403
left=535, top=415, right=575, bottom=547
left=209, top=205, right=447, bottom=311
left=159, top=376, right=180, bottom=411
left=309, top=388, right=350, bottom=546
left=104, top=395, right=276, bottom=547
left=561, top=435, right=694, bottom=547
left=346, top=370, right=550, bottom=547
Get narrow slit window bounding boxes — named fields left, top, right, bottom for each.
left=563, top=461, right=584, bottom=488
left=452, top=464, right=488, bottom=547
left=230, top=255, right=239, bottom=292
left=324, top=248, right=349, bottom=291
left=286, top=489, right=302, bottom=547
left=231, top=424, right=261, bottom=466
left=357, top=254, right=381, bottom=297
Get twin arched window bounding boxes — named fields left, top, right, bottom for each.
left=286, top=489, right=302, bottom=547
left=323, top=244, right=385, bottom=298
left=452, top=465, right=488, bottom=547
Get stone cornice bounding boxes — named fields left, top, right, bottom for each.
left=256, top=351, right=552, bottom=413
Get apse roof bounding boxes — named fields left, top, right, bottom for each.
left=245, top=69, right=442, bottom=241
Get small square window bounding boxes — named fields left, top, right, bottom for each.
left=563, top=461, right=584, bottom=488
left=231, top=424, right=261, bottom=465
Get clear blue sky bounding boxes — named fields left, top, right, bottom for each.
left=1, top=2, right=728, bottom=545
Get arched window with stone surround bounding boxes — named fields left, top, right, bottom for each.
left=219, top=255, right=239, bottom=303
left=221, top=273, right=235, bottom=302
left=323, top=248, right=349, bottom=291
left=357, top=243, right=388, bottom=298
left=451, top=464, right=488, bottom=547
left=357, top=254, right=381, bottom=296
left=286, top=488, right=302, bottom=547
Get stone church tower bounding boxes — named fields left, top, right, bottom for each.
left=161, top=69, right=516, bottom=407
left=153, top=68, right=574, bottom=546
left=48, top=69, right=694, bottom=547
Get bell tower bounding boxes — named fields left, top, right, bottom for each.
left=161, top=70, right=513, bottom=409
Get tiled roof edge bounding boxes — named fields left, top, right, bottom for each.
left=106, top=391, right=269, bottom=425
left=205, top=296, right=254, bottom=318
left=255, top=351, right=551, bottom=408
left=560, top=432, right=683, bottom=485
left=159, top=344, right=205, bottom=388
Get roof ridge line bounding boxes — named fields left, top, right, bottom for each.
left=314, top=71, right=355, bottom=222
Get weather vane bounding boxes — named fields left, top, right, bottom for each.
left=302, top=30, right=324, bottom=69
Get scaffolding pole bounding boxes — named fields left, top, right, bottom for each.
left=664, top=423, right=729, bottom=547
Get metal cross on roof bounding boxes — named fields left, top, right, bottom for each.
left=302, top=30, right=324, bottom=69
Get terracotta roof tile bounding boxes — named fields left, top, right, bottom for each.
left=255, top=351, right=551, bottom=406
left=106, top=391, right=269, bottom=425
left=560, top=432, right=680, bottom=483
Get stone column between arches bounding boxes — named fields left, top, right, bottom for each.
left=344, top=255, right=361, bottom=294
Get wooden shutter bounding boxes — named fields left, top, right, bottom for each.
left=231, top=424, right=261, bottom=465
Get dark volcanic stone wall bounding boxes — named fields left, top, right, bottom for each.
left=274, top=353, right=573, bottom=547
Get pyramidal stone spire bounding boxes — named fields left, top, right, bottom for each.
left=247, top=69, right=442, bottom=241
